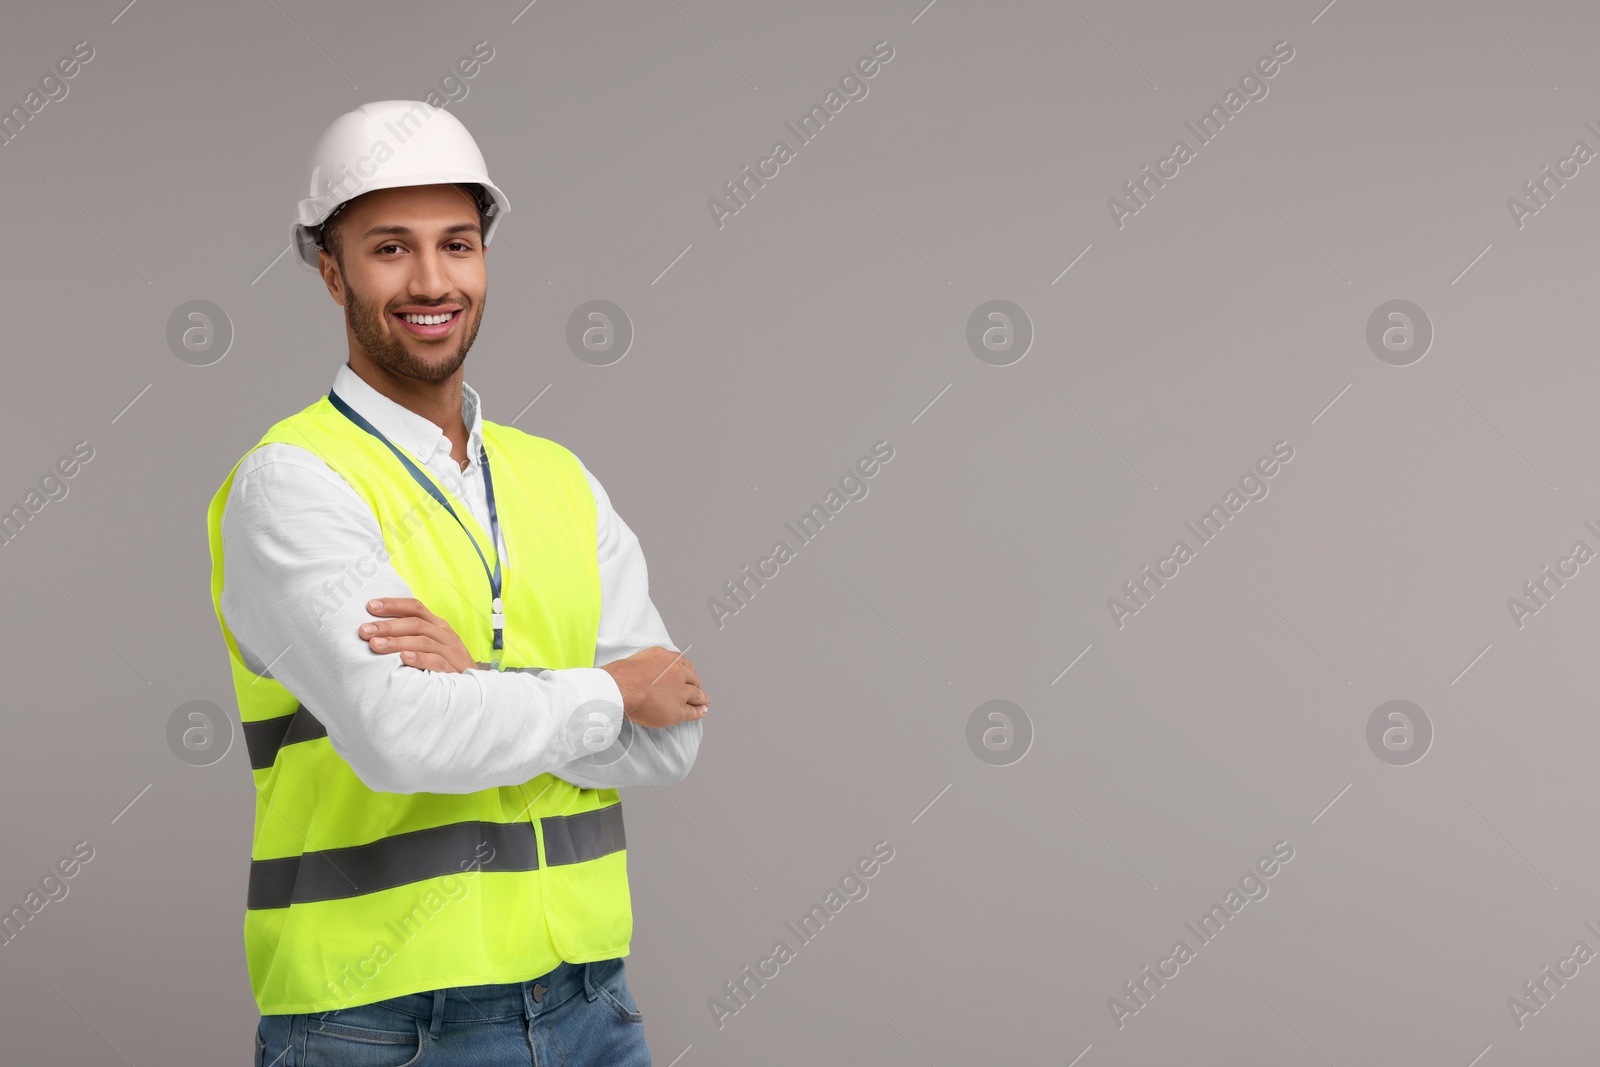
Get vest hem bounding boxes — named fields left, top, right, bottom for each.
left=255, top=948, right=633, bottom=1016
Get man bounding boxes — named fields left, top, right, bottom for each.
left=204, top=100, right=706, bottom=1065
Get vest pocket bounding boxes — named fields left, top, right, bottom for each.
left=541, top=848, right=634, bottom=960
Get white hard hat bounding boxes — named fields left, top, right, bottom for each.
left=291, top=100, right=510, bottom=272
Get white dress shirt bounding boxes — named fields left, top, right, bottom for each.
left=218, top=362, right=700, bottom=794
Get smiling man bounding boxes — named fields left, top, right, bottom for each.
left=204, top=100, right=706, bottom=1066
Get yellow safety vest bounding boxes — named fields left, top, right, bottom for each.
left=204, top=391, right=631, bottom=1015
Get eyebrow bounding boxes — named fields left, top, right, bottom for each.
left=360, top=222, right=482, bottom=241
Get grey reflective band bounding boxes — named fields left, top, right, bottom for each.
left=243, top=705, right=328, bottom=771
left=247, top=805, right=625, bottom=910
left=541, top=803, right=626, bottom=867
left=249, top=819, right=539, bottom=910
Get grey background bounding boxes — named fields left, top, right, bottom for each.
left=2, top=0, right=1598, bottom=1063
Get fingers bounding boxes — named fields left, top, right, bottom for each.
left=358, top=621, right=449, bottom=661
left=366, top=597, right=439, bottom=623
left=359, top=618, right=438, bottom=657
left=683, top=683, right=709, bottom=725
left=364, top=632, right=425, bottom=654
left=671, top=653, right=707, bottom=714
left=397, top=649, right=454, bottom=672
left=663, top=701, right=706, bottom=726
left=359, top=617, right=434, bottom=640
left=360, top=602, right=471, bottom=674
left=370, top=635, right=459, bottom=673
left=365, top=633, right=434, bottom=655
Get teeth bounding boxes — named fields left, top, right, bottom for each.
left=402, top=312, right=454, bottom=325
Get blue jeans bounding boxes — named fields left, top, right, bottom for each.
left=254, top=958, right=651, bottom=1066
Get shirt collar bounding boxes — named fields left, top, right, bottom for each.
left=330, top=362, right=484, bottom=466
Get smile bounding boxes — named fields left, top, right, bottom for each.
left=392, top=308, right=463, bottom=339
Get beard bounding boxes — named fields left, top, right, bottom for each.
left=345, top=276, right=484, bottom=383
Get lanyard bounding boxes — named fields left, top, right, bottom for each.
left=328, top=389, right=507, bottom=670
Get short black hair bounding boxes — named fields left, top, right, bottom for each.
left=316, top=182, right=489, bottom=269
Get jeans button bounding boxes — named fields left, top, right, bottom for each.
left=532, top=982, right=549, bottom=1003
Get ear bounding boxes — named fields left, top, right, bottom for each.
left=318, top=250, right=347, bottom=307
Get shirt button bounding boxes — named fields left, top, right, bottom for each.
left=437, top=437, right=451, bottom=454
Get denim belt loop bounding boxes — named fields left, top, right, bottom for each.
left=582, top=961, right=600, bottom=1003
left=429, top=989, right=447, bottom=1040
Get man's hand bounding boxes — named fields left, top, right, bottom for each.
left=359, top=597, right=476, bottom=674
left=600, top=647, right=709, bottom=729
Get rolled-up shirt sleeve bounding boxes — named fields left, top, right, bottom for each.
left=550, top=460, right=704, bottom=790
left=218, top=444, right=625, bottom=796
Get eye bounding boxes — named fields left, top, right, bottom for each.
left=376, top=243, right=404, bottom=255
left=446, top=241, right=474, bottom=252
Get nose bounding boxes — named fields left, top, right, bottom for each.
left=408, top=245, right=451, bottom=301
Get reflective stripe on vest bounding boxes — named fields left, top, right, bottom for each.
left=246, top=805, right=625, bottom=908
left=242, top=705, right=327, bottom=770
left=206, top=394, right=630, bottom=1016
